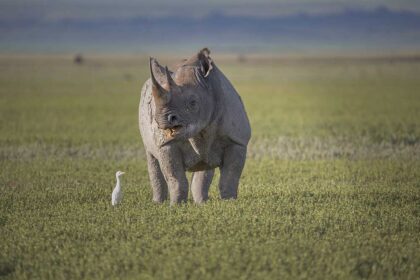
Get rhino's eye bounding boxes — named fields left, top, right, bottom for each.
left=187, top=99, right=199, bottom=112
left=189, top=100, right=197, bottom=107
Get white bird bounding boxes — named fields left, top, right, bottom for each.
left=112, top=171, right=125, bottom=206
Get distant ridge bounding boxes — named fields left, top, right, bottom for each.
left=1, top=7, right=420, bottom=53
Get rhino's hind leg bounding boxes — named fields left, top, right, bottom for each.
left=219, top=144, right=247, bottom=199
left=146, top=152, right=168, bottom=203
left=191, top=169, right=215, bottom=203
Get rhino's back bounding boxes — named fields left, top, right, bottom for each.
left=212, top=66, right=251, bottom=147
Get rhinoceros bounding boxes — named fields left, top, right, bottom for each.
left=139, top=48, right=251, bottom=204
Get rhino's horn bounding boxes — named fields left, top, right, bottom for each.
left=165, top=66, right=178, bottom=91
left=149, top=57, right=170, bottom=103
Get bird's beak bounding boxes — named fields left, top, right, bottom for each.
left=120, top=172, right=125, bottom=175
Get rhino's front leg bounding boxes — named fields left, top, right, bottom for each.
left=146, top=152, right=168, bottom=203
left=158, top=146, right=189, bottom=205
left=191, top=169, right=215, bottom=204
left=219, top=144, right=247, bottom=199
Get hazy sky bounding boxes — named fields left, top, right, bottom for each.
left=2, top=0, right=420, bottom=21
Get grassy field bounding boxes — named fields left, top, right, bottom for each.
left=0, top=54, right=419, bottom=279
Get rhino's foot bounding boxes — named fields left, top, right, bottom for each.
left=220, top=192, right=238, bottom=200
left=169, top=197, right=188, bottom=206
left=152, top=197, right=166, bottom=204
left=152, top=189, right=168, bottom=203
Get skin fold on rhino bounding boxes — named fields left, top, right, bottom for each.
left=139, top=48, right=251, bottom=205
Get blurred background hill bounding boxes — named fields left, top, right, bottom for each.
left=1, top=0, right=420, bottom=55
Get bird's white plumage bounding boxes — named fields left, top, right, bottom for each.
left=112, top=171, right=125, bottom=206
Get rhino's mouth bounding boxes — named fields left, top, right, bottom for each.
left=164, top=125, right=184, bottom=139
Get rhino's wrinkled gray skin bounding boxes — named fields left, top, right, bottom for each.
left=139, top=48, right=251, bottom=204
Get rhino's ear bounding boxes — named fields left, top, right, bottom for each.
left=150, top=57, right=170, bottom=103
left=198, top=48, right=213, bottom=78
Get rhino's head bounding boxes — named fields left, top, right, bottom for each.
left=149, top=48, right=215, bottom=144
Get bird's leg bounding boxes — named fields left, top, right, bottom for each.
left=146, top=152, right=168, bottom=203
left=158, top=146, right=188, bottom=205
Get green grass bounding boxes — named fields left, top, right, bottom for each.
left=0, top=55, right=419, bottom=279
